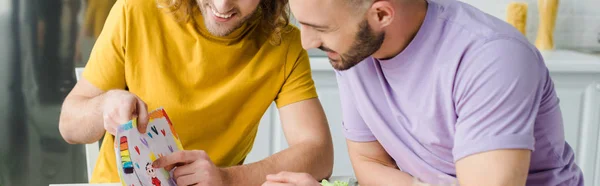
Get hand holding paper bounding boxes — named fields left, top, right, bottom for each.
left=102, top=90, right=149, bottom=135
left=153, top=150, right=226, bottom=186
left=115, top=108, right=183, bottom=186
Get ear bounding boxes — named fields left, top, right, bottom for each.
left=367, top=1, right=395, bottom=29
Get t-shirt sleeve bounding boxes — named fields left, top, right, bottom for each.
left=274, top=29, right=318, bottom=108
left=81, top=0, right=127, bottom=91
left=452, top=39, right=545, bottom=162
left=336, top=71, right=376, bottom=142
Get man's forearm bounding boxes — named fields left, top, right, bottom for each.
left=354, top=161, right=413, bottom=186
left=222, top=140, right=333, bottom=186
left=59, top=94, right=105, bottom=144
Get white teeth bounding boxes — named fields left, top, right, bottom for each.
left=211, top=7, right=233, bottom=19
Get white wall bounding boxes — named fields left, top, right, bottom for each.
left=459, top=0, right=600, bottom=51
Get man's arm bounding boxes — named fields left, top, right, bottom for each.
left=59, top=78, right=107, bottom=144
left=224, top=98, right=334, bottom=185
left=451, top=40, right=542, bottom=186
left=59, top=78, right=149, bottom=144
left=456, top=149, right=530, bottom=186
left=61, top=0, right=147, bottom=144
left=261, top=140, right=412, bottom=186
left=347, top=139, right=413, bottom=185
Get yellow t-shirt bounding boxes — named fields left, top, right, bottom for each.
left=83, top=0, right=317, bottom=183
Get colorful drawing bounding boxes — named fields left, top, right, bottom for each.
left=151, top=126, right=159, bottom=135
left=149, top=109, right=180, bottom=140
left=119, top=136, right=134, bottom=174
left=140, top=137, right=149, bottom=148
left=149, top=152, right=157, bottom=162
left=115, top=108, right=182, bottom=186
left=146, top=163, right=162, bottom=186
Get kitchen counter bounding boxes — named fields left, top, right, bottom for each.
left=50, top=184, right=119, bottom=186
left=309, top=49, right=600, bottom=72
left=542, top=50, right=600, bottom=73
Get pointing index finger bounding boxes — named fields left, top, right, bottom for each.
left=152, top=150, right=206, bottom=170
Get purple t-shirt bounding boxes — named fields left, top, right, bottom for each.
left=336, top=0, right=583, bottom=185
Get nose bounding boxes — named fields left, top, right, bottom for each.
left=300, top=27, right=321, bottom=50
left=212, top=0, right=234, bottom=13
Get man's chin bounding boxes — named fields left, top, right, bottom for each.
left=329, top=59, right=349, bottom=71
left=204, top=25, right=236, bottom=37
left=330, top=58, right=365, bottom=71
left=202, top=18, right=237, bottom=36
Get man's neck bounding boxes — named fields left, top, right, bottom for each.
left=372, top=0, right=428, bottom=60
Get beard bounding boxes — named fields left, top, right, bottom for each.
left=323, top=19, right=385, bottom=71
left=197, top=0, right=258, bottom=37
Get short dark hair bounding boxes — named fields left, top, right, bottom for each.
left=345, top=0, right=373, bottom=10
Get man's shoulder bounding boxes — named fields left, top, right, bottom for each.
left=263, top=24, right=305, bottom=58
left=435, top=0, right=529, bottom=45
left=432, top=0, right=542, bottom=68
left=282, top=24, right=301, bottom=37
left=278, top=24, right=302, bottom=47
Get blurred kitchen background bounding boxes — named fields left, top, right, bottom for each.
left=462, top=0, right=600, bottom=53
left=0, top=0, right=598, bottom=185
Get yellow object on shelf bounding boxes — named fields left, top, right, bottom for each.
left=535, top=0, right=559, bottom=50
left=506, top=2, right=528, bottom=35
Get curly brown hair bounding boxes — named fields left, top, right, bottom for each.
left=157, top=0, right=291, bottom=45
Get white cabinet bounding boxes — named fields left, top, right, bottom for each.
left=244, top=50, right=600, bottom=184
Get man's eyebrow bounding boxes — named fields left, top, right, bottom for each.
left=298, top=21, right=330, bottom=29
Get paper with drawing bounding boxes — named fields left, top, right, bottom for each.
left=114, top=108, right=184, bottom=186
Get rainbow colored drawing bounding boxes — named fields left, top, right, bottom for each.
left=114, top=108, right=182, bottom=186
left=119, top=136, right=134, bottom=174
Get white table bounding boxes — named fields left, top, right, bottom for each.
left=49, top=176, right=358, bottom=186
left=49, top=184, right=120, bottom=186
